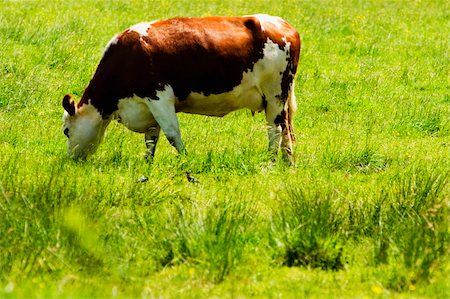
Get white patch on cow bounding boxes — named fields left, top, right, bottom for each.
left=114, top=87, right=185, bottom=153
left=63, top=101, right=109, bottom=159
left=148, top=85, right=178, bottom=136
left=178, top=38, right=290, bottom=117
left=128, top=22, right=154, bottom=36
left=155, top=84, right=176, bottom=101
left=251, top=14, right=285, bottom=31
left=115, top=96, right=157, bottom=133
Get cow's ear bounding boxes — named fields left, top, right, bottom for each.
left=62, top=94, right=76, bottom=116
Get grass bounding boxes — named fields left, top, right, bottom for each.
left=1, top=0, right=450, bottom=297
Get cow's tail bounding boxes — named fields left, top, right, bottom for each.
left=287, top=82, right=297, bottom=143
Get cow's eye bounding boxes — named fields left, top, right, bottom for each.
left=63, top=128, right=70, bottom=138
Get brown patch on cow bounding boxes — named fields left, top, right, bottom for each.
left=77, top=16, right=299, bottom=119
left=141, top=17, right=266, bottom=100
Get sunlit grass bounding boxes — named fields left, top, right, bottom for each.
left=1, top=0, right=449, bottom=298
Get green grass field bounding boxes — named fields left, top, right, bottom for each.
left=1, top=0, right=449, bottom=298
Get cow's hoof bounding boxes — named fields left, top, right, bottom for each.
left=186, top=172, right=199, bottom=184
left=136, top=175, right=149, bottom=183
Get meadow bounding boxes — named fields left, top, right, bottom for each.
left=1, top=0, right=449, bottom=297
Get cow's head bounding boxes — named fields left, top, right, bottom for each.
left=62, top=95, right=107, bottom=159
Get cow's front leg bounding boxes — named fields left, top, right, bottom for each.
left=146, top=93, right=186, bottom=154
left=144, top=126, right=160, bottom=160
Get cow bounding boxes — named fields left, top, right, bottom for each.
left=62, top=15, right=301, bottom=164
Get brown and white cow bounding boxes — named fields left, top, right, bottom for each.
left=62, top=15, right=301, bottom=163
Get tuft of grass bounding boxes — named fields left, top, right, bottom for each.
left=270, top=164, right=449, bottom=289
left=271, top=188, right=346, bottom=270
left=321, top=144, right=388, bottom=173
left=392, top=106, right=448, bottom=137
left=355, top=165, right=449, bottom=290
left=384, top=167, right=448, bottom=284
left=161, top=199, right=255, bottom=283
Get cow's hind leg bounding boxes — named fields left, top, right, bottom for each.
left=144, top=126, right=160, bottom=160
left=265, top=100, right=294, bottom=165
left=265, top=100, right=283, bottom=160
